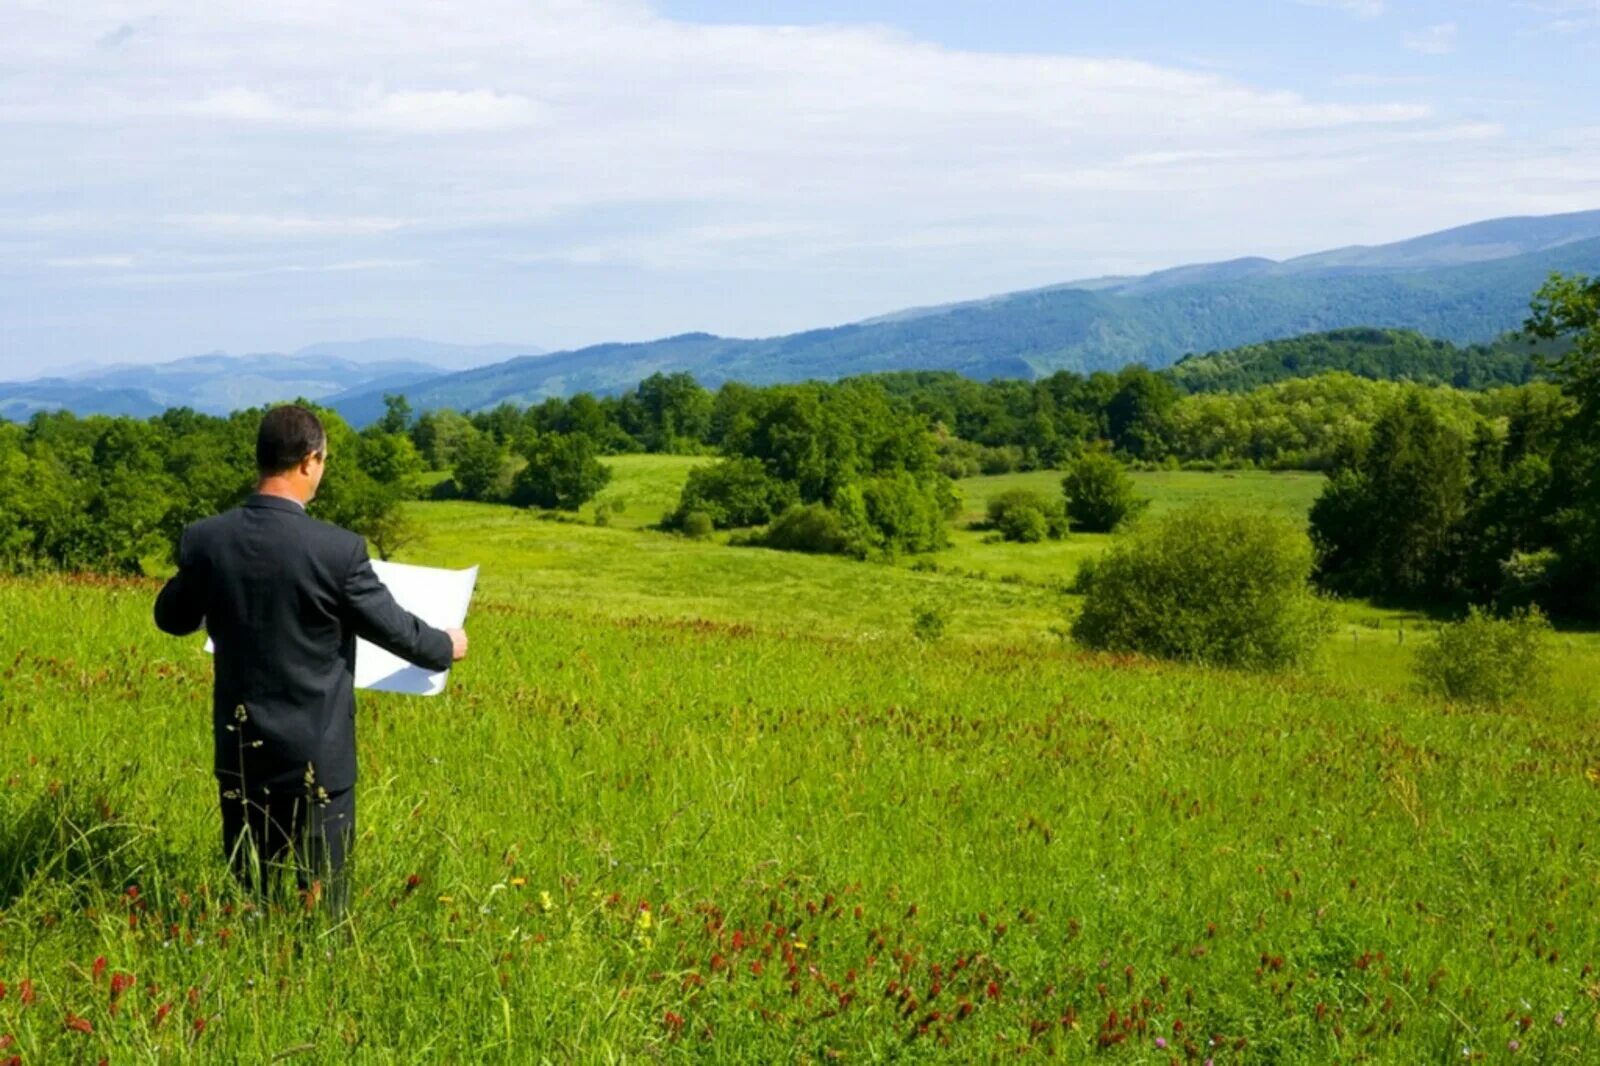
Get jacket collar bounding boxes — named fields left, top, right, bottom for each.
left=244, top=493, right=308, bottom=515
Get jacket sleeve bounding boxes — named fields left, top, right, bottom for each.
left=342, top=540, right=454, bottom=672
left=154, top=528, right=207, bottom=636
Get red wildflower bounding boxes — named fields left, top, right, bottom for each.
left=0, top=1035, right=12, bottom=1049
left=18, top=981, right=33, bottom=1007
left=91, top=956, right=107, bottom=984
left=66, top=1012, right=95, bottom=1034
left=193, top=1016, right=206, bottom=1034
left=154, top=1002, right=172, bottom=1027
left=986, top=980, right=1000, bottom=1001
left=3, top=1055, right=18, bottom=1066
left=663, top=1010, right=685, bottom=1035
left=405, top=873, right=421, bottom=892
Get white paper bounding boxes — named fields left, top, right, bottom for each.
left=204, top=560, right=477, bottom=696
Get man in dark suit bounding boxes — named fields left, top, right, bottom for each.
left=154, top=404, right=467, bottom=916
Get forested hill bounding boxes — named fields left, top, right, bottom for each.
left=333, top=218, right=1600, bottom=420
left=1166, top=328, right=1553, bottom=393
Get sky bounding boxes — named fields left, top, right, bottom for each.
left=3, top=0, right=1599, bottom=376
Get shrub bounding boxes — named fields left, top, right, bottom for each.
left=763, top=503, right=853, bottom=555
left=986, top=488, right=1068, bottom=543
left=978, top=445, right=1024, bottom=476
left=1062, top=452, right=1146, bottom=533
left=911, top=603, right=949, bottom=642
left=1068, top=555, right=1098, bottom=595
left=672, top=457, right=797, bottom=529
left=1071, top=507, right=1333, bottom=670
left=680, top=510, right=715, bottom=540
left=1413, top=606, right=1552, bottom=706
left=510, top=433, right=613, bottom=510
left=845, top=473, right=952, bottom=557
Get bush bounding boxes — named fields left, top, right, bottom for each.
left=986, top=489, right=1068, bottom=543
left=1071, top=507, right=1333, bottom=669
left=510, top=433, right=613, bottom=510
left=843, top=473, right=953, bottom=557
left=911, top=603, right=949, bottom=642
left=763, top=503, right=853, bottom=555
left=1068, top=555, right=1098, bottom=595
left=1062, top=452, right=1145, bottom=533
left=1413, top=606, right=1552, bottom=706
left=451, top=429, right=508, bottom=502
left=672, top=457, right=797, bottom=529
left=680, top=510, right=715, bottom=540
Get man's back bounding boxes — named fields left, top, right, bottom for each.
left=155, top=493, right=452, bottom=793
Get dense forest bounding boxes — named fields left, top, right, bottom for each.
left=1167, top=327, right=1551, bottom=392
left=2, top=275, right=1596, bottom=617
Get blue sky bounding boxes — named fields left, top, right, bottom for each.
left=2, top=0, right=1598, bottom=376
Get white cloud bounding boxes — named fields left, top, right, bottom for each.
left=46, top=254, right=137, bottom=268
left=1297, top=0, right=1386, bottom=18
left=180, top=87, right=542, bottom=132
left=1527, top=1, right=1600, bottom=34
left=1404, top=22, right=1459, bottom=54
left=0, top=0, right=1594, bottom=363
left=164, top=214, right=412, bottom=237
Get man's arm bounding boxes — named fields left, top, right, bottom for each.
left=154, top=528, right=206, bottom=636
left=342, top=540, right=457, bottom=672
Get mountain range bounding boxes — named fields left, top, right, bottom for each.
left=5, top=209, right=1598, bottom=425
left=0, top=339, right=541, bottom=422
left=329, top=208, right=1600, bottom=423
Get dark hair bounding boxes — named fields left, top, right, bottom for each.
left=256, top=405, right=327, bottom=475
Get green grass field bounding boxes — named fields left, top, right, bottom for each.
left=4, top=459, right=1599, bottom=1062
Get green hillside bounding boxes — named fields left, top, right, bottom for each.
left=336, top=235, right=1600, bottom=419
left=1166, top=327, right=1548, bottom=393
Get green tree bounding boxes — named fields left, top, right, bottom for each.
left=672, top=457, right=797, bottom=529
left=1526, top=272, right=1600, bottom=615
left=627, top=372, right=712, bottom=452
left=451, top=429, right=508, bottom=502
left=411, top=408, right=476, bottom=471
left=377, top=393, right=413, bottom=436
left=510, top=433, right=613, bottom=511
left=1309, top=393, right=1470, bottom=599
left=1062, top=451, right=1145, bottom=533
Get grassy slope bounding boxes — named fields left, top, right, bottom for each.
left=3, top=460, right=1599, bottom=1062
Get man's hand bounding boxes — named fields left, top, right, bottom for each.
left=447, top=628, right=469, bottom=661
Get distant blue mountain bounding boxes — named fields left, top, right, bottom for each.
left=0, top=338, right=540, bottom=421
left=331, top=210, right=1600, bottom=421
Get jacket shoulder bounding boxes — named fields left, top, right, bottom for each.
left=297, top=513, right=366, bottom=561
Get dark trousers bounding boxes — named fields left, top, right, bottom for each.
left=219, top=782, right=355, bottom=917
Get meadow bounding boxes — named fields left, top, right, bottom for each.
left=3, top=459, right=1599, bottom=1062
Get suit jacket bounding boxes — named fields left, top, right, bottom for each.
left=154, top=493, right=452, bottom=793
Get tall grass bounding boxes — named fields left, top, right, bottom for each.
left=2, top=468, right=1598, bottom=1061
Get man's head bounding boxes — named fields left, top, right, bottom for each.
left=256, top=404, right=328, bottom=503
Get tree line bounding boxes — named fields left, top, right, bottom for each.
left=1308, top=274, right=1600, bottom=619
left=1, top=275, right=1595, bottom=616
